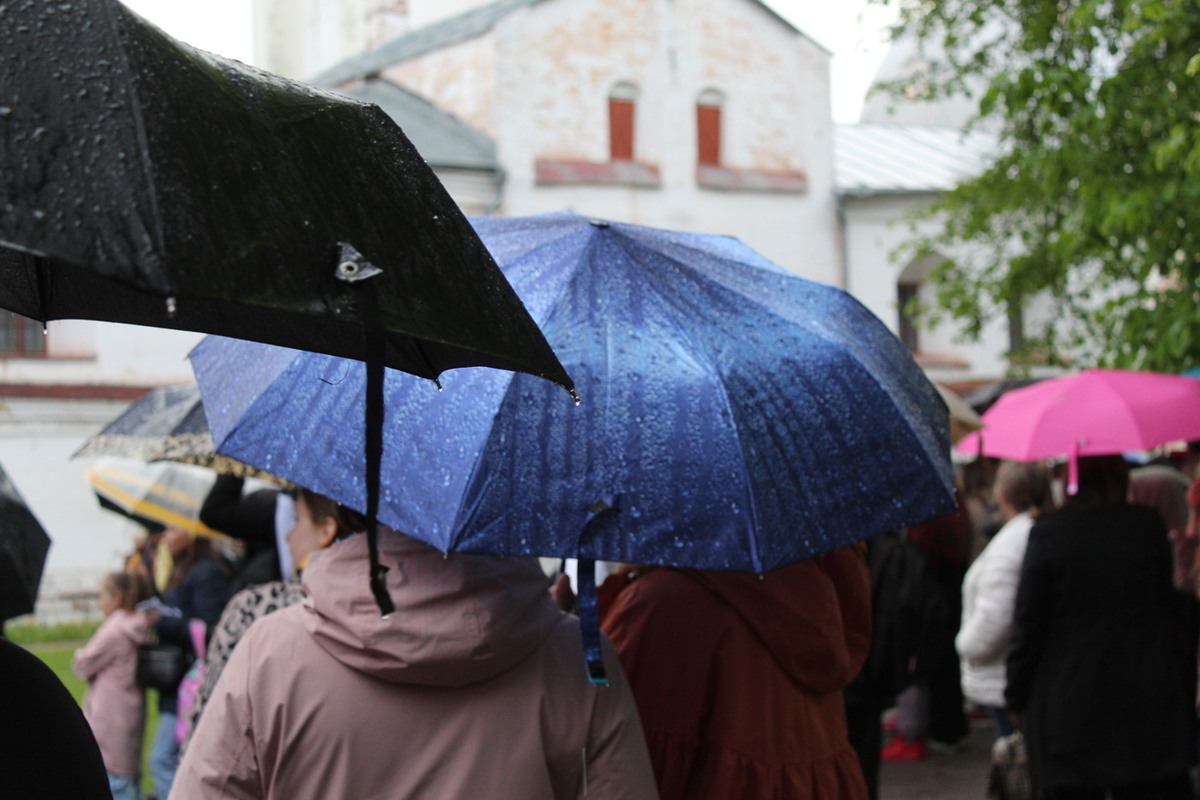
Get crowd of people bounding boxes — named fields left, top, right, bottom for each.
left=871, top=451, right=1200, bottom=800
left=19, top=442, right=1200, bottom=799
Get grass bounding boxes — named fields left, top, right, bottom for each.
left=13, top=619, right=161, bottom=797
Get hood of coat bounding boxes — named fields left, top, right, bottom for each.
left=111, top=608, right=150, bottom=643
left=686, top=554, right=864, bottom=694
left=301, top=531, right=562, bottom=688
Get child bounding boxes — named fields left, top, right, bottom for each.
left=73, top=571, right=153, bottom=800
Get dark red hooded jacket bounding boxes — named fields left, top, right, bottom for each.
left=602, top=543, right=871, bottom=800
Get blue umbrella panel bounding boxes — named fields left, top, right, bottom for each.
left=191, top=213, right=956, bottom=678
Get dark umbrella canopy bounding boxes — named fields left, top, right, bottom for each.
left=192, top=213, right=956, bottom=573
left=74, top=385, right=208, bottom=462
left=0, top=0, right=570, bottom=389
left=0, top=461, right=51, bottom=622
left=72, top=385, right=268, bottom=477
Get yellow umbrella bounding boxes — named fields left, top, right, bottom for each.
left=86, top=457, right=227, bottom=540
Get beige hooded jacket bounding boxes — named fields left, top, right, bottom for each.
left=171, top=532, right=656, bottom=800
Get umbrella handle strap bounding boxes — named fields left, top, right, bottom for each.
left=358, top=283, right=395, bottom=617
left=1066, top=440, right=1080, bottom=496
left=576, top=559, right=609, bottom=686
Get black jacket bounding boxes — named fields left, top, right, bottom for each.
left=1006, top=503, right=1196, bottom=789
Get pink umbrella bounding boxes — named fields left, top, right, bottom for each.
left=956, top=369, right=1200, bottom=492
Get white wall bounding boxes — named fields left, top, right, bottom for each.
left=0, top=322, right=200, bottom=386
left=842, top=192, right=1010, bottom=382
left=489, top=0, right=839, bottom=283
left=0, top=398, right=150, bottom=621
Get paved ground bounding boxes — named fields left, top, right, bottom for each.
left=880, top=716, right=994, bottom=800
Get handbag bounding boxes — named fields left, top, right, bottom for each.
left=136, top=640, right=190, bottom=691
left=987, top=731, right=1035, bottom=800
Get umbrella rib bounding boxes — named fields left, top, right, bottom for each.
left=617, top=235, right=766, bottom=571
left=105, top=6, right=170, bottom=290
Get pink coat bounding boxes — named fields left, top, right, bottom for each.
left=173, top=532, right=657, bottom=800
left=72, top=608, right=149, bottom=777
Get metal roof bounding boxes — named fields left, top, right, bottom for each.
left=332, top=78, right=497, bottom=170
left=834, top=123, right=998, bottom=198
left=311, top=0, right=538, bottom=87
left=310, top=0, right=816, bottom=89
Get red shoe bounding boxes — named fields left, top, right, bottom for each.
left=881, top=736, right=930, bottom=762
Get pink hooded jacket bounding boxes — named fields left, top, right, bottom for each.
left=72, top=607, right=149, bottom=777
left=172, top=532, right=657, bottom=800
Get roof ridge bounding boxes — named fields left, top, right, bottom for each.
left=310, top=0, right=538, bottom=87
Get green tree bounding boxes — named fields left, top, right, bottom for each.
left=880, top=0, right=1200, bottom=371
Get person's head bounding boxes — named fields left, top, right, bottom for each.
left=1064, top=454, right=1130, bottom=510
left=98, top=571, right=151, bottom=617
left=993, top=460, right=1052, bottom=521
left=163, top=526, right=195, bottom=559
left=288, top=489, right=368, bottom=569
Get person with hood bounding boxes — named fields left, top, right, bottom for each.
left=601, top=542, right=871, bottom=799
left=181, top=489, right=360, bottom=749
left=172, top=525, right=657, bottom=799
left=72, top=570, right=153, bottom=799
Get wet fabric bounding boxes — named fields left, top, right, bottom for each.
left=190, top=212, right=955, bottom=574
left=0, top=0, right=569, bottom=389
left=0, top=458, right=50, bottom=621
left=174, top=532, right=657, bottom=799
left=603, top=544, right=871, bottom=800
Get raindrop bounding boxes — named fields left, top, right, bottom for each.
left=0, top=107, right=11, bottom=116
left=165, top=296, right=177, bottom=317
left=31, top=209, right=45, bottom=220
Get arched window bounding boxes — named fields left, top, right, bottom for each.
left=897, top=253, right=942, bottom=353
left=696, top=89, right=723, bottom=166
left=608, top=82, right=639, bottom=162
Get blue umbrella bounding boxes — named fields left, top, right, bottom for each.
left=191, top=213, right=955, bottom=676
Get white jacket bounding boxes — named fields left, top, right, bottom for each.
left=956, top=512, right=1035, bottom=707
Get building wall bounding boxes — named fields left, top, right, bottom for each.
left=465, top=0, right=838, bottom=282
left=842, top=192, right=1009, bottom=383
left=384, top=35, right=500, bottom=137
left=0, top=397, right=152, bottom=624
left=0, top=322, right=200, bottom=387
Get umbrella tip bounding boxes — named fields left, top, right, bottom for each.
left=569, top=388, right=581, bottom=406
left=588, top=219, right=610, bottom=229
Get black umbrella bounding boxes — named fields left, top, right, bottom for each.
left=74, top=386, right=207, bottom=461
left=0, top=0, right=572, bottom=390
left=0, top=461, right=51, bottom=623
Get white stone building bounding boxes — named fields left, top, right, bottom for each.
left=5, top=0, right=1028, bottom=618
